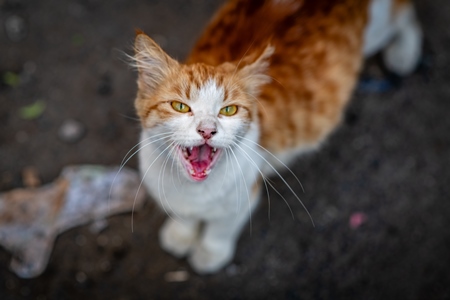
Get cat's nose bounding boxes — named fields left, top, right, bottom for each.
left=197, top=124, right=217, bottom=140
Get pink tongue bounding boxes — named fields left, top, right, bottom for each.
left=188, top=145, right=212, bottom=173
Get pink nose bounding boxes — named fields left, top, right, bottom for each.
left=197, top=127, right=217, bottom=140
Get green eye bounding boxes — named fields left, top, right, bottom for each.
left=171, top=101, right=190, bottom=113
left=220, top=105, right=238, bottom=116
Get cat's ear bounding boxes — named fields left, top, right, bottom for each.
left=133, top=31, right=179, bottom=92
left=238, top=45, right=274, bottom=95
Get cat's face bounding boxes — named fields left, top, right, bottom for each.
left=133, top=33, right=272, bottom=181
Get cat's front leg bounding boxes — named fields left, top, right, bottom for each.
left=188, top=218, right=239, bottom=274
left=159, top=218, right=199, bottom=258
left=189, top=184, right=261, bottom=274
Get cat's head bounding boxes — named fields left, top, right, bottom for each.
left=132, top=32, right=273, bottom=182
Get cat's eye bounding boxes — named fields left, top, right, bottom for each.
left=220, top=105, right=238, bottom=116
left=171, top=101, right=191, bottom=113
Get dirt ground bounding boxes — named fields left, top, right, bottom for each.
left=1, top=0, right=450, bottom=299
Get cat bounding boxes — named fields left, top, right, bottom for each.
left=131, top=0, right=422, bottom=274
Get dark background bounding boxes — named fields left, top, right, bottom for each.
left=1, top=0, right=449, bottom=299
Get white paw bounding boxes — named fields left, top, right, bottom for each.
left=188, top=240, right=234, bottom=274
left=159, top=219, right=198, bottom=258
left=383, top=9, right=422, bottom=75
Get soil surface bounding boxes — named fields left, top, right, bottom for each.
left=1, top=0, right=450, bottom=299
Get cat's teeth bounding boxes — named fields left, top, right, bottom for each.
left=189, top=169, right=194, bottom=175
left=181, top=147, right=189, bottom=158
left=210, top=147, right=217, bottom=159
left=205, top=169, right=211, bottom=175
left=190, top=147, right=193, bottom=151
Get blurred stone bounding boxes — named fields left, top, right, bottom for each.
left=58, top=119, right=86, bottom=143
left=4, top=15, right=27, bottom=42
left=20, top=61, right=37, bottom=85
left=75, top=271, right=87, bottom=283
left=164, top=270, right=189, bottom=282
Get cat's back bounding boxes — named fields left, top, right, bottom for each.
left=188, top=0, right=369, bottom=64
left=188, top=0, right=371, bottom=155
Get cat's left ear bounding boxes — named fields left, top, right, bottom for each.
left=238, top=45, right=274, bottom=95
left=133, top=31, right=179, bottom=93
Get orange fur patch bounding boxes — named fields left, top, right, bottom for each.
left=187, top=0, right=371, bottom=153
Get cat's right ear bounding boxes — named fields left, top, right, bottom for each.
left=133, top=32, right=179, bottom=92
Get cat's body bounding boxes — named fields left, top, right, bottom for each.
left=133, top=0, right=422, bottom=273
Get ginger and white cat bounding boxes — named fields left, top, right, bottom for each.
left=132, top=0, right=421, bottom=274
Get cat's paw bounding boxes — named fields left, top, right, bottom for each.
left=383, top=7, right=422, bottom=76
left=159, top=219, right=198, bottom=258
left=188, top=240, right=234, bottom=274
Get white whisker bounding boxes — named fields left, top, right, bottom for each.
left=237, top=135, right=305, bottom=193
left=121, top=132, right=173, bottom=167
left=132, top=140, right=177, bottom=232
left=159, top=143, right=187, bottom=223
left=232, top=142, right=295, bottom=221
left=238, top=138, right=314, bottom=227
left=228, top=147, right=253, bottom=235
left=217, top=149, right=230, bottom=192
left=111, top=133, right=172, bottom=189
left=109, top=132, right=173, bottom=213
left=169, top=144, right=181, bottom=194
left=225, top=148, right=241, bottom=215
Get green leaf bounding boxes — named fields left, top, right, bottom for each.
left=19, top=101, right=46, bottom=120
left=3, top=71, right=20, bottom=87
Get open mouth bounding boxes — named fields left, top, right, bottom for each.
left=178, top=144, right=221, bottom=182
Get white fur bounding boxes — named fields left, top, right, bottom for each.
left=139, top=79, right=262, bottom=273
left=363, top=0, right=422, bottom=75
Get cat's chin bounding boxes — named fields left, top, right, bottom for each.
left=178, top=144, right=222, bottom=182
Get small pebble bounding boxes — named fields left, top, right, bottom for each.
left=58, top=119, right=85, bottom=143
left=75, top=271, right=87, bottom=283
left=164, top=270, right=189, bottom=282
left=4, top=15, right=28, bottom=42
